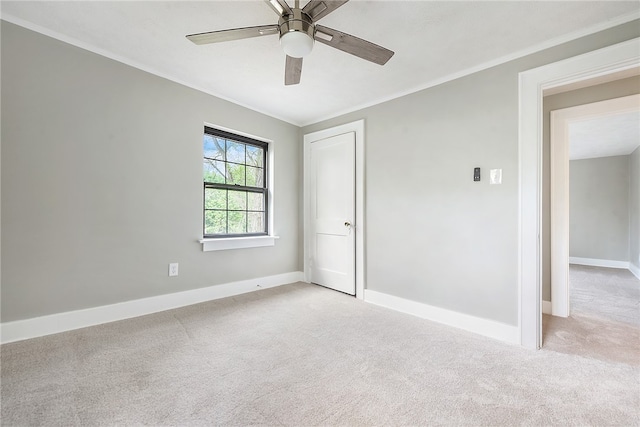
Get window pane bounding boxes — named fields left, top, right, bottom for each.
left=204, top=136, right=225, bottom=160
left=203, top=129, right=268, bottom=238
left=226, top=140, right=245, bottom=164
left=246, top=145, right=264, bottom=168
left=204, top=160, right=225, bottom=184
left=247, top=192, right=264, bottom=211
left=247, top=212, right=264, bottom=234
left=228, top=190, right=246, bottom=211
left=246, top=166, right=264, bottom=187
left=226, top=163, right=246, bottom=186
left=228, top=211, right=246, bottom=234
left=205, top=188, right=226, bottom=210
left=205, top=210, right=226, bottom=235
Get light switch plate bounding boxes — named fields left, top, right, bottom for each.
left=169, top=263, right=179, bottom=277
left=490, top=169, right=502, bottom=185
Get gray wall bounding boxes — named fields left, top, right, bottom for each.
left=1, top=22, right=301, bottom=322
left=302, top=21, right=640, bottom=326
left=569, top=156, right=630, bottom=261
left=542, top=76, right=640, bottom=300
left=3, top=18, right=640, bottom=327
left=630, top=147, right=640, bottom=271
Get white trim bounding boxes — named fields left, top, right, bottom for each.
left=1, top=14, right=297, bottom=126
left=550, top=109, right=571, bottom=318
left=569, top=257, right=630, bottom=269
left=303, top=120, right=365, bottom=300
left=203, top=122, right=274, bottom=145
left=553, top=94, right=640, bottom=158
left=302, top=10, right=640, bottom=126
left=364, top=290, right=519, bottom=345
left=629, top=263, right=640, bottom=280
left=200, top=235, right=279, bottom=251
left=519, top=38, right=640, bottom=349
left=550, top=93, right=640, bottom=125
left=3, top=10, right=638, bottom=128
left=0, top=271, right=304, bottom=344
left=200, top=123, right=276, bottom=251
left=550, top=95, right=640, bottom=317
left=544, top=67, right=640, bottom=97
left=542, top=300, right=552, bottom=315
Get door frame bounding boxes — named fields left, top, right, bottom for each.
left=303, top=120, right=365, bottom=299
left=518, top=37, right=639, bottom=349
left=550, top=94, right=640, bottom=317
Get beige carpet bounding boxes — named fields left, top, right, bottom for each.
left=2, top=281, right=639, bottom=426
left=543, top=264, right=640, bottom=366
left=570, top=264, right=639, bottom=326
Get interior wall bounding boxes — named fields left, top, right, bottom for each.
left=630, top=147, right=640, bottom=272
left=2, top=17, right=639, bottom=328
left=542, top=76, right=640, bottom=300
left=302, top=21, right=640, bottom=327
left=1, top=21, right=301, bottom=322
left=569, top=155, right=630, bottom=262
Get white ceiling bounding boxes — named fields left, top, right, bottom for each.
left=570, top=111, right=640, bottom=160
left=2, top=1, right=639, bottom=126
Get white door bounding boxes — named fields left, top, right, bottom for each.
left=309, top=132, right=356, bottom=295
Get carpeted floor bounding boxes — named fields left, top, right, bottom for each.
left=2, top=278, right=639, bottom=426
left=543, top=264, right=640, bottom=366
left=569, top=264, right=639, bottom=326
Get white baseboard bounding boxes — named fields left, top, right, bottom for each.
left=569, top=257, right=629, bottom=269
left=364, top=290, right=519, bottom=345
left=0, top=271, right=304, bottom=344
left=630, top=263, right=640, bottom=280
left=542, top=300, right=552, bottom=315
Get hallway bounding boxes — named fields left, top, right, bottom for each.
left=542, top=264, right=639, bottom=365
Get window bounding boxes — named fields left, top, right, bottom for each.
left=203, top=127, right=268, bottom=238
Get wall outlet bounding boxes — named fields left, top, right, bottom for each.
left=168, top=263, right=179, bottom=277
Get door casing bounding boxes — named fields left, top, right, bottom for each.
left=303, top=120, right=365, bottom=299
left=550, top=94, right=640, bottom=318
left=519, top=37, right=639, bottom=349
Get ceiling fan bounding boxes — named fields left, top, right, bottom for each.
left=186, top=0, right=394, bottom=85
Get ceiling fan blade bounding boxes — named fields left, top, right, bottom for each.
left=186, top=25, right=279, bottom=45
left=315, top=25, right=394, bottom=65
left=264, top=0, right=292, bottom=16
left=285, top=56, right=303, bottom=85
left=303, top=0, right=349, bottom=21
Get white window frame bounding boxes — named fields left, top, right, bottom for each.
left=200, top=124, right=278, bottom=252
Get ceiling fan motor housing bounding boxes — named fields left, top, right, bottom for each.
left=278, top=8, right=315, bottom=57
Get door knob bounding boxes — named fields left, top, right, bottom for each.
left=344, top=221, right=351, bottom=227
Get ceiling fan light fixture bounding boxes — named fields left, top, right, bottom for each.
left=280, top=31, right=314, bottom=58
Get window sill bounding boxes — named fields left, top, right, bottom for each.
left=199, top=235, right=279, bottom=252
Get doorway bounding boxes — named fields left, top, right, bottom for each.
left=518, top=37, right=640, bottom=349
left=303, top=120, right=365, bottom=299
left=549, top=93, right=640, bottom=318
left=307, top=131, right=355, bottom=294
